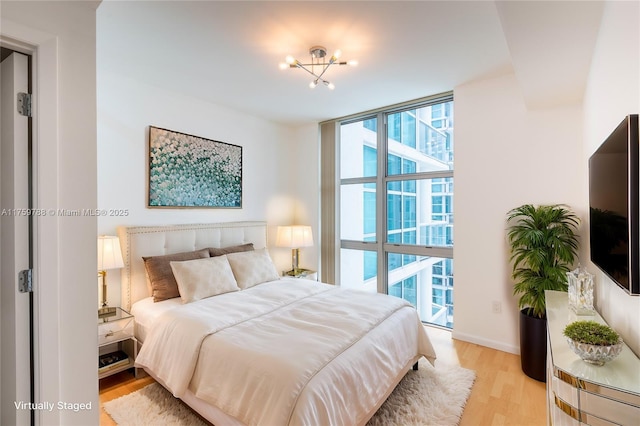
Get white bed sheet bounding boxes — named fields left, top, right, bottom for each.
left=130, top=296, right=182, bottom=343
left=135, top=278, right=436, bottom=426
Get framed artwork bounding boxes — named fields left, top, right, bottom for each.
left=148, top=126, right=242, bottom=208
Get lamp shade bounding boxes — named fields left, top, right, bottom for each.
left=276, top=226, right=313, bottom=248
left=97, top=235, right=124, bottom=271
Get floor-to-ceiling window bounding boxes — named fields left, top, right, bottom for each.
left=336, top=93, right=454, bottom=328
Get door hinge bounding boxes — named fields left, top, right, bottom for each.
left=17, top=92, right=32, bottom=117
left=18, top=269, right=33, bottom=293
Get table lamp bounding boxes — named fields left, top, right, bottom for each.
left=97, top=235, right=124, bottom=318
left=276, top=225, right=313, bottom=275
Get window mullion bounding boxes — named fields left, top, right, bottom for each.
left=341, top=240, right=378, bottom=250
left=377, top=111, right=387, bottom=295
left=386, top=170, right=453, bottom=182
left=382, top=243, right=453, bottom=258
left=340, top=176, right=376, bottom=186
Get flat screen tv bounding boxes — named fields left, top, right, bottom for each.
left=589, top=114, right=639, bottom=295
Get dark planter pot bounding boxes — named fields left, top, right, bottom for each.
left=519, top=308, right=547, bottom=382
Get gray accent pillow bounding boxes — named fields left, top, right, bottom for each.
left=208, top=243, right=254, bottom=257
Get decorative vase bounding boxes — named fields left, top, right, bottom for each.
left=566, top=337, right=624, bottom=366
left=567, top=266, right=594, bottom=315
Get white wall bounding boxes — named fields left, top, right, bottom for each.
left=583, top=0, right=640, bottom=356
left=453, top=0, right=640, bottom=357
left=1, top=1, right=99, bottom=425
left=96, top=70, right=314, bottom=294
left=288, top=123, right=321, bottom=269
left=453, top=71, right=584, bottom=354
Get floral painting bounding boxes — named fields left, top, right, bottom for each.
left=148, top=126, right=242, bottom=208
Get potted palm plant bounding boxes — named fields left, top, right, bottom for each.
left=506, top=204, right=580, bottom=382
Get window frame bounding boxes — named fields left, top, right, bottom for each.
left=321, top=93, right=453, bottom=318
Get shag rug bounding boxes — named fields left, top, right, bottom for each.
left=103, top=361, right=475, bottom=426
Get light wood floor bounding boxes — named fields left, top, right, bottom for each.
left=99, top=326, right=547, bottom=425
left=427, top=327, right=547, bottom=426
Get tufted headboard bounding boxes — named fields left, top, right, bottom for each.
left=116, top=221, right=268, bottom=311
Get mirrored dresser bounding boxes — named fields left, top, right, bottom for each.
left=545, top=290, right=640, bottom=425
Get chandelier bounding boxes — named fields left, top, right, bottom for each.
left=279, top=46, right=357, bottom=90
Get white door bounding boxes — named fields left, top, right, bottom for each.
left=1, top=51, right=32, bottom=426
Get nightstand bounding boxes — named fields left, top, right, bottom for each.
left=284, top=268, right=318, bottom=281
left=98, top=307, right=138, bottom=379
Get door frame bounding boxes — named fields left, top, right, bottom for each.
left=1, top=48, right=32, bottom=426
left=1, top=30, right=62, bottom=426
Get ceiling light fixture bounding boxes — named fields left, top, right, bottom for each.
left=279, top=46, right=357, bottom=90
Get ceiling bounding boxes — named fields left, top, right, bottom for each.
left=97, top=1, right=604, bottom=126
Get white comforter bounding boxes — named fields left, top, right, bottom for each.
left=135, top=279, right=436, bottom=426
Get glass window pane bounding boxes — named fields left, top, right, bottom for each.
left=363, top=146, right=377, bottom=179
left=388, top=252, right=402, bottom=271
left=340, top=248, right=377, bottom=293
left=403, top=196, right=416, bottom=228
left=388, top=232, right=401, bottom=244
left=387, top=194, right=401, bottom=231
left=364, top=251, right=377, bottom=280
left=387, top=154, right=401, bottom=186
left=432, top=196, right=443, bottom=213
left=389, top=282, right=402, bottom=299
left=402, top=161, right=416, bottom=193
left=388, top=111, right=416, bottom=148
left=340, top=119, right=377, bottom=179
left=388, top=114, right=400, bottom=141
left=363, top=192, right=376, bottom=234
left=403, top=160, right=416, bottom=174
left=387, top=254, right=453, bottom=327
left=386, top=179, right=453, bottom=247
left=404, top=276, right=417, bottom=304
left=388, top=102, right=454, bottom=176
left=403, top=180, right=416, bottom=193
left=401, top=112, right=416, bottom=148
left=340, top=183, right=376, bottom=241
left=363, top=118, right=376, bottom=132
left=402, top=231, right=416, bottom=264
left=337, top=97, right=454, bottom=330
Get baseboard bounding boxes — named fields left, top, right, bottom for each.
left=451, top=330, right=520, bottom=355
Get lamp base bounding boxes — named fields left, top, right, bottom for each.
left=284, top=268, right=312, bottom=278
left=98, top=306, right=117, bottom=319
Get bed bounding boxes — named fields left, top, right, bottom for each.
left=117, top=221, right=436, bottom=426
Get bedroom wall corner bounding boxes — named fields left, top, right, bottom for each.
left=453, top=71, right=584, bottom=355
left=277, top=123, right=320, bottom=273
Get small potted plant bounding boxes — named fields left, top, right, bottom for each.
left=563, top=320, right=623, bottom=365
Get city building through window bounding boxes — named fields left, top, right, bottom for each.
left=335, top=94, right=454, bottom=328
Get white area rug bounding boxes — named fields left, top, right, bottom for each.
left=104, top=361, right=475, bottom=426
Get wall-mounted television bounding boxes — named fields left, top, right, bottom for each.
left=589, top=114, right=639, bottom=295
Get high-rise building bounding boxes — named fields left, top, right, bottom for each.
left=339, top=100, right=454, bottom=328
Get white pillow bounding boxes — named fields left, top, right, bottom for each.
left=226, top=248, right=280, bottom=289
left=170, top=255, right=239, bottom=303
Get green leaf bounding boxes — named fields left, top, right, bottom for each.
left=506, top=204, right=580, bottom=318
